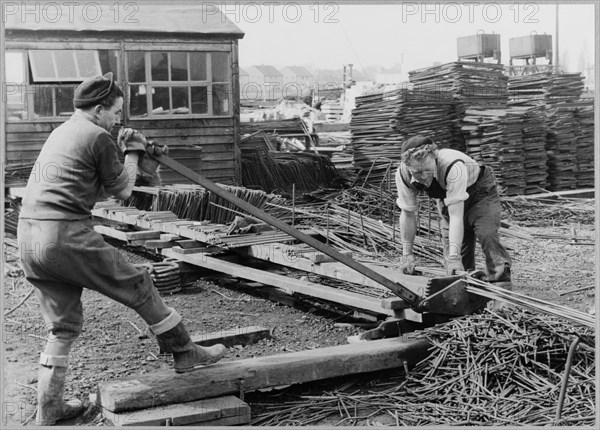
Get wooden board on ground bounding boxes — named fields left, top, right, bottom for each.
left=97, top=336, right=431, bottom=413
left=102, top=395, right=250, bottom=426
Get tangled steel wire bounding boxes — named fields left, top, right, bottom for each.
left=250, top=307, right=595, bottom=426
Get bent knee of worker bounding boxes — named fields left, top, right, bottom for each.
left=43, top=325, right=82, bottom=356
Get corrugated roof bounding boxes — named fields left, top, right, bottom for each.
left=5, top=4, right=244, bottom=37
left=248, top=65, right=282, bottom=76
left=282, top=66, right=312, bottom=76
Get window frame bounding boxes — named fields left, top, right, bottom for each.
left=126, top=50, right=232, bottom=120
left=5, top=48, right=121, bottom=122
left=28, top=49, right=102, bottom=82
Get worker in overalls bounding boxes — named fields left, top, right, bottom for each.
left=395, top=135, right=512, bottom=291
left=17, top=73, right=227, bottom=426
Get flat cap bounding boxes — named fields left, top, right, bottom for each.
left=73, top=72, right=114, bottom=108
left=401, top=135, right=434, bottom=153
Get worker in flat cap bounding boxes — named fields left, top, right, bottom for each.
left=17, top=72, right=227, bottom=426
left=395, top=135, right=512, bottom=294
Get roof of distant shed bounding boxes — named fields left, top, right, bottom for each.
left=248, top=65, right=283, bottom=76
left=281, top=66, right=313, bottom=76
left=5, top=4, right=244, bottom=38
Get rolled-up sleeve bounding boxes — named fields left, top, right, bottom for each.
left=443, top=162, right=469, bottom=206
left=94, top=133, right=129, bottom=196
left=395, top=165, right=418, bottom=212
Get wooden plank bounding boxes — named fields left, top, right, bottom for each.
left=93, top=225, right=162, bottom=241
left=240, top=243, right=428, bottom=296
left=97, top=336, right=431, bottom=413
left=175, top=239, right=205, bottom=249
left=170, top=246, right=221, bottom=255
left=162, top=250, right=397, bottom=317
left=190, top=326, right=272, bottom=347
left=144, top=239, right=175, bottom=249
left=102, top=395, right=250, bottom=426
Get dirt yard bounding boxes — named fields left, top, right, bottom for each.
left=2, top=212, right=595, bottom=426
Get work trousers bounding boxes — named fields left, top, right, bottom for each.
left=17, top=218, right=171, bottom=363
left=438, top=167, right=512, bottom=283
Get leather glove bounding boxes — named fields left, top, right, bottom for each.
left=445, top=254, right=464, bottom=276
left=136, top=141, right=169, bottom=187
left=400, top=254, right=416, bottom=275
left=117, top=127, right=147, bottom=155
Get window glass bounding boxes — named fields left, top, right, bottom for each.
left=29, top=50, right=101, bottom=81
left=33, top=86, right=54, bottom=117
left=171, top=87, right=189, bottom=113
left=29, top=51, right=55, bottom=80
left=128, top=51, right=145, bottom=82
left=56, top=86, right=77, bottom=116
left=190, top=52, right=207, bottom=81
left=74, top=51, right=100, bottom=77
left=212, top=84, right=229, bottom=115
left=191, top=87, right=208, bottom=114
left=98, top=50, right=119, bottom=75
left=152, top=87, right=170, bottom=113
left=211, top=52, right=229, bottom=82
left=129, top=84, right=148, bottom=117
left=171, top=52, right=188, bottom=81
left=6, top=51, right=26, bottom=120
left=151, top=52, right=169, bottom=81
left=55, top=51, right=78, bottom=79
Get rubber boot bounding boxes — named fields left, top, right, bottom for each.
left=150, top=310, right=226, bottom=373
left=36, top=363, right=84, bottom=425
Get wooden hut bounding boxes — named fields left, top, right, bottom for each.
left=4, top=4, right=245, bottom=186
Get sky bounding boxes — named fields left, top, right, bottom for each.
left=233, top=2, right=596, bottom=83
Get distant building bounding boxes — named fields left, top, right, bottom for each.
left=245, top=65, right=284, bottom=101
left=280, top=66, right=313, bottom=98
left=374, top=64, right=406, bottom=84
left=238, top=67, right=251, bottom=98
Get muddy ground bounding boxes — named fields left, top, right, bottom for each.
left=2, top=213, right=595, bottom=427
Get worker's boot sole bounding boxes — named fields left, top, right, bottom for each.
left=174, top=344, right=227, bottom=373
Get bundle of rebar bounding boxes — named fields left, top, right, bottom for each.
left=241, top=149, right=343, bottom=193
left=127, top=184, right=287, bottom=225
left=250, top=307, right=595, bottom=426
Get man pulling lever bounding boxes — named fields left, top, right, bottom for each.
left=17, top=73, right=227, bottom=426
left=395, top=135, right=513, bottom=293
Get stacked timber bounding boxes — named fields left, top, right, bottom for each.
left=409, top=61, right=508, bottom=152
left=462, top=108, right=526, bottom=195
left=350, top=88, right=455, bottom=189
left=544, top=101, right=579, bottom=191
left=350, top=90, right=404, bottom=188
left=544, top=73, right=585, bottom=191
left=508, top=72, right=585, bottom=191
left=574, top=97, right=595, bottom=189
left=520, top=105, right=548, bottom=193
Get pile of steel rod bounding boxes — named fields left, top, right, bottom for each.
left=501, top=195, right=595, bottom=226
left=464, top=276, right=595, bottom=328
left=250, top=307, right=595, bottom=426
